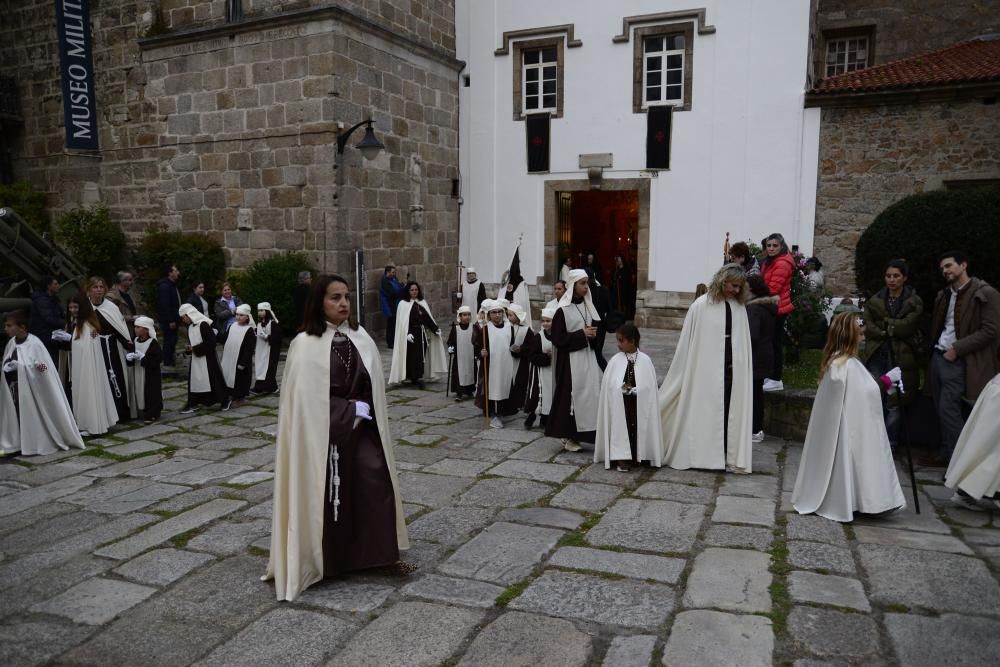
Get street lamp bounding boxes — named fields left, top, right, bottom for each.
left=336, top=119, right=384, bottom=161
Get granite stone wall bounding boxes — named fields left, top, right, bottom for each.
left=814, top=99, right=1000, bottom=294
left=0, top=0, right=461, bottom=327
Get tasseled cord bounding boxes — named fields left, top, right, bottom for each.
left=328, top=445, right=341, bottom=521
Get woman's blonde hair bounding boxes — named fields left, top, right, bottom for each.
left=707, top=264, right=750, bottom=304
left=820, top=312, right=862, bottom=376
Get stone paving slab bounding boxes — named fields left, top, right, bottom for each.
left=0, top=474, right=96, bottom=517
left=406, top=506, right=497, bottom=546
left=549, top=482, right=622, bottom=512
left=602, top=634, right=656, bottom=667
left=788, top=571, right=871, bottom=612
left=394, top=445, right=450, bottom=465
left=633, top=480, right=715, bottom=504
left=117, top=423, right=179, bottom=441
left=94, top=498, right=247, bottom=560
left=719, top=474, right=779, bottom=499
left=439, top=521, right=564, bottom=585
left=574, top=463, right=645, bottom=487
left=458, top=611, right=593, bottom=667
left=225, top=471, right=274, bottom=486
left=1, top=509, right=108, bottom=558
left=401, top=573, right=504, bottom=608
left=105, top=439, right=166, bottom=456
left=297, top=580, right=396, bottom=612
left=488, top=459, right=578, bottom=483
left=712, top=495, right=776, bottom=527
left=399, top=471, right=475, bottom=507
left=510, top=571, right=675, bottom=629
left=332, top=601, right=485, bottom=667
left=195, top=607, right=353, bottom=667
left=30, top=576, right=157, bottom=625
left=0, top=619, right=96, bottom=667
left=589, top=499, right=706, bottom=553
left=885, top=613, right=1000, bottom=667
left=788, top=606, right=880, bottom=659
left=858, top=544, right=1000, bottom=614
left=650, top=466, right=719, bottom=487
left=788, top=540, right=857, bottom=575
left=663, top=610, right=774, bottom=667
left=124, top=457, right=211, bottom=479
left=161, top=462, right=253, bottom=485
left=0, top=554, right=117, bottom=619
left=113, top=548, right=216, bottom=586
left=186, top=519, right=270, bottom=555
left=497, top=507, right=585, bottom=530
left=89, top=482, right=192, bottom=514
left=457, top=478, right=553, bottom=507
left=786, top=514, right=848, bottom=546
left=853, top=524, right=974, bottom=555
left=422, top=457, right=494, bottom=477
left=703, top=524, right=774, bottom=551
left=549, top=546, right=686, bottom=584
left=509, top=436, right=566, bottom=462
left=683, top=548, right=772, bottom=613
left=476, top=428, right=541, bottom=443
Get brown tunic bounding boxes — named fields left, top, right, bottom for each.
left=405, top=302, right=438, bottom=381
left=322, top=335, right=399, bottom=576
left=545, top=303, right=597, bottom=443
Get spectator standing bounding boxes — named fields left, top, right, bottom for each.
left=746, top=274, right=778, bottom=443
left=107, top=271, right=140, bottom=326
left=862, top=259, right=923, bottom=447
left=928, top=251, right=1000, bottom=464
left=214, top=282, right=243, bottom=336
left=728, top=242, right=760, bottom=277
left=29, top=275, right=65, bottom=362
left=187, top=281, right=211, bottom=318
left=804, top=257, right=825, bottom=291
left=609, top=255, right=636, bottom=319
left=379, top=265, right=404, bottom=348
left=156, top=264, right=182, bottom=373
left=292, top=270, right=311, bottom=330
left=761, top=233, right=795, bottom=392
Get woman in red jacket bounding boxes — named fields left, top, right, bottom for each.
left=761, top=233, right=795, bottom=391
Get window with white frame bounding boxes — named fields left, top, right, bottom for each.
left=643, top=34, right=685, bottom=107
left=523, top=47, right=558, bottom=114
left=825, top=36, right=869, bottom=76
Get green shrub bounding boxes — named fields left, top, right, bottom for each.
left=135, top=227, right=226, bottom=307
left=855, top=187, right=1000, bottom=309
left=239, top=252, right=316, bottom=336
left=0, top=180, right=49, bottom=236
left=54, top=206, right=128, bottom=281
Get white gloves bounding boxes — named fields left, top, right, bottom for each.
left=355, top=401, right=373, bottom=421
left=406, top=334, right=415, bottom=343
left=621, top=384, right=638, bottom=396
left=885, top=367, right=902, bottom=384
left=51, top=330, right=72, bottom=342
left=126, top=351, right=146, bottom=362
left=3, top=359, right=18, bottom=373
left=447, top=346, right=455, bottom=354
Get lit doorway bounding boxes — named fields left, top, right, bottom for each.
left=557, top=190, right=639, bottom=318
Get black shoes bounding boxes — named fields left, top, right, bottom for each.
left=523, top=413, right=536, bottom=430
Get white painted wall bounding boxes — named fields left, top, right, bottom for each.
left=457, top=0, right=820, bottom=292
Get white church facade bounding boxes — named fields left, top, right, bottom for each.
left=456, top=0, right=820, bottom=323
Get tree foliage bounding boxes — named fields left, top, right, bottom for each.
left=238, top=252, right=316, bottom=336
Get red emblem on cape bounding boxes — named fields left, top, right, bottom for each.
left=655, top=130, right=666, bottom=143
left=531, top=136, right=544, bottom=146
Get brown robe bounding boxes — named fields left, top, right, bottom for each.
left=508, top=327, right=537, bottom=413
left=545, top=302, right=598, bottom=443
left=405, top=302, right=438, bottom=381
left=95, top=308, right=133, bottom=422
left=322, top=335, right=399, bottom=575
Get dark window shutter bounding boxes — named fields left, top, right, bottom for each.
left=526, top=113, right=550, bottom=173
left=646, top=105, right=672, bottom=169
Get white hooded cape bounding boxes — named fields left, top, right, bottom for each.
left=388, top=299, right=447, bottom=384
left=658, top=294, right=753, bottom=472
left=498, top=282, right=533, bottom=328
left=595, top=351, right=663, bottom=469
left=945, top=373, right=1000, bottom=499
left=1, top=335, right=85, bottom=455
left=70, top=322, right=119, bottom=435
left=222, top=321, right=254, bottom=388
left=265, top=322, right=409, bottom=601
left=557, top=270, right=604, bottom=433
left=791, top=357, right=906, bottom=522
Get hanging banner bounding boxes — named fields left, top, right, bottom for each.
left=55, top=0, right=99, bottom=151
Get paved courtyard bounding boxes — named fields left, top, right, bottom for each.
left=2, top=330, right=999, bottom=666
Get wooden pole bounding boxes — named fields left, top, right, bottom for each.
left=482, top=323, right=490, bottom=428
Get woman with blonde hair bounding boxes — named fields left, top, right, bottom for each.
left=792, top=312, right=906, bottom=522
left=659, top=264, right=753, bottom=473
left=69, top=293, right=119, bottom=436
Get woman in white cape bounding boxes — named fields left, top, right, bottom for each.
left=69, top=293, right=119, bottom=436
left=1, top=310, right=85, bottom=455
left=944, top=373, right=1000, bottom=511
left=792, top=313, right=906, bottom=522
left=265, top=274, right=409, bottom=602
left=388, top=281, right=447, bottom=387
left=659, top=264, right=753, bottom=473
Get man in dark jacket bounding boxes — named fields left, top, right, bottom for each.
left=156, top=264, right=182, bottom=373
left=379, top=265, right=404, bottom=348
left=29, top=275, right=65, bottom=361
left=928, top=251, right=1000, bottom=462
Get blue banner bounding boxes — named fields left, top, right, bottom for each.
left=55, top=0, right=99, bottom=150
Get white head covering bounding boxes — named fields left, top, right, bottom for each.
left=179, top=303, right=212, bottom=326
left=134, top=315, right=157, bottom=340
left=497, top=298, right=511, bottom=310
left=256, top=302, right=279, bottom=323
left=483, top=299, right=503, bottom=313
left=541, top=307, right=556, bottom=320
left=509, top=304, right=528, bottom=325
left=235, top=303, right=256, bottom=327
left=466, top=267, right=477, bottom=275
left=560, top=269, right=601, bottom=321
left=457, top=305, right=472, bottom=315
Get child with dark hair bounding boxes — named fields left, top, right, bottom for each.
left=595, top=323, right=663, bottom=472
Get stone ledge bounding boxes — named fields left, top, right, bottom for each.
left=764, top=388, right=816, bottom=441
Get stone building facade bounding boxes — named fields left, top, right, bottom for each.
left=0, top=0, right=461, bottom=328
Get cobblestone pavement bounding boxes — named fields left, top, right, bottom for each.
left=2, top=330, right=999, bottom=666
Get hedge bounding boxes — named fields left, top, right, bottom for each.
left=238, top=252, right=316, bottom=337
left=855, top=186, right=1000, bottom=309
left=0, top=180, right=49, bottom=236
left=135, top=228, right=226, bottom=308
left=54, top=206, right=128, bottom=282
